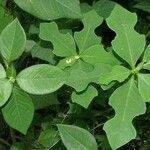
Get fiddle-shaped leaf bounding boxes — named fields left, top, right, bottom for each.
left=72, top=85, right=98, bottom=108
left=81, top=45, right=119, bottom=66
left=65, top=60, right=111, bottom=92
left=40, top=22, right=77, bottom=57
left=104, top=78, right=146, bottom=149
left=74, top=10, right=103, bottom=53
left=106, top=4, right=145, bottom=68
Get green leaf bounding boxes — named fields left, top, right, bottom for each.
left=106, top=4, right=145, bottom=68
left=2, top=87, right=34, bottom=134
left=14, top=0, right=82, bottom=20
left=80, top=3, right=92, bottom=13
left=134, top=1, right=150, bottom=13
left=0, top=0, right=6, bottom=7
left=138, top=74, right=150, bottom=102
left=143, top=45, right=150, bottom=61
left=143, top=45, right=150, bottom=70
left=0, top=7, right=13, bottom=33
left=99, top=65, right=131, bottom=85
left=93, top=0, right=116, bottom=19
left=65, top=61, right=110, bottom=92
left=57, top=124, right=98, bottom=150
left=104, top=78, right=146, bottom=149
left=10, top=142, right=27, bottom=150
left=0, top=18, right=26, bottom=62
left=74, top=10, right=103, bottom=53
left=40, top=22, right=77, bottom=57
left=31, top=44, right=56, bottom=64
left=72, top=85, right=98, bottom=109
left=0, top=64, right=6, bottom=78
left=38, top=128, right=60, bottom=149
left=31, top=93, right=59, bottom=110
left=0, top=79, right=12, bottom=107
left=57, top=56, right=79, bottom=69
left=6, top=64, right=16, bottom=79
left=25, top=40, right=36, bottom=52
left=16, top=64, right=65, bottom=95
left=81, top=45, right=119, bottom=65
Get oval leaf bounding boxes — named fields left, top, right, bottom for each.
left=14, top=0, right=82, bottom=20
left=57, top=124, right=98, bottom=150
left=99, top=65, right=131, bottom=85
left=0, top=79, right=12, bottom=107
left=0, top=18, right=26, bottom=62
left=2, top=87, right=34, bottom=134
left=16, top=64, right=65, bottom=95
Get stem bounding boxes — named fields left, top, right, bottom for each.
left=10, top=128, right=16, bottom=144
left=132, top=62, right=144, bottom=74
left=0, top=138, right=11, bottom=147
left=94, top=108, right=113, bottom=117
left=91, top=122, right=104, bottom=131
left=3, top=59, right=9, bottom=70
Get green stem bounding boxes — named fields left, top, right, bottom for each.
left=0, top=138, right=11, bottom=147
left=132, top=62, right=144, bottom=74
left=10, top=128, right=16, bottom=144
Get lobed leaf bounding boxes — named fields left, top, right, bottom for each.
left=74, top=10, right=103, bottom=53
left=106, top=4, right=145, bottom=68
left=71, top=85, right=98, bottom=109
left=39, top=22, right=77, bottom=57
left=81, top=45, right=119, bottom=66
left=104, top=78, right=146, bottom=149
left=65, top=61, right=111, bottom=92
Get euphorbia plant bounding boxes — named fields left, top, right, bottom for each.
left=0, top=1, right=150, bottom=150
left=99, top=4, right=150, bottom=150
left=0, top=18, right=65, bottom=134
